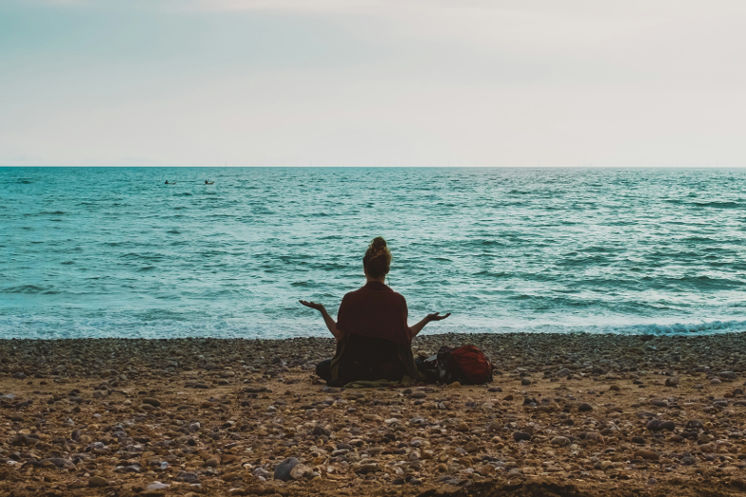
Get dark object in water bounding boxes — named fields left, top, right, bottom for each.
left=204, top=180, right=214, bottom=185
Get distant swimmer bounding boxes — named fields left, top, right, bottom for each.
left=205, top=180, right=214, bottom=185
left=165, top=180, right=176, bottom=184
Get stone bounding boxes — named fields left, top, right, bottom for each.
left=634, top=449, right=659, bottom=461
left=354, top=462, right=380, bottom=474
left=144, top=481, right=170, bottom=493
left=177, top=471, right=200, bottom=483
left=289, top=463, right=315, bottom=479
left=719, top=371, right=737, bottom=380
left=88, top=476, right=109, bottom=487
left=142, top=397, right=161, bottom=407
left=551, top=436, right=571, bottom=447
left=556, top=368, right=571, bottom=377
left=252, top=467, right=271, bottom=480
left=665, top=377, right=679, bottom=387
left=274, top=457, right=299, bottom=481
left=578, top=403, right=593, bottom=412
left=646, top=419, right=675, bottom=431
left=513, top=431, right=532, bottom=442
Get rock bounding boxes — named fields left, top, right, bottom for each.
left=177, top=472, right=200, bottom=483
left=274, top=457, right=299, bottom=481
left=88, top=476, right=109, bottom=487
left=289, top=463, right=315, bottom=479
left=115, top=464, right=142, bottom=473
left=521, top=378, right=532, bottom=386
left=646, top=419, right=675, bottom=432
left=719, top=371, right=737, bottom=380
left=144, top=481, right=170, bottom=494
left=578, top=403, right=593, bottom=412
left=188, top=421, right=201, bottom=432
left=354, top=462, right=380, bottom=474
left=556, top=368, right=571, bottom=377
left=665, top=377, right=679, bottom=387
left=513, top=431, right=532, bottom=442
left=142, top=397, right=161, bottom=407
left=551, top=436, right=571, bottom=447
left=634, top=449, right=659, bottom=461
left=42, top=457, right=74, bottom=469
left=205, top=457, right=219, bottom=467
left=252, top=467, right=271, bottom=480
left=311, top=425, right=330, bottom=437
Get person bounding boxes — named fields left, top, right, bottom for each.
left=300, top=237, right=450, bottom=386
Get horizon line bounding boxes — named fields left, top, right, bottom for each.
left=2, top=164, right=746, bottom=169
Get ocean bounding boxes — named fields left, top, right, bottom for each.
left=1, top=167, right=745, bottom=339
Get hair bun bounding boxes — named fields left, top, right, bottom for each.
left=371, top=236, right=387, bottom=250
left=363, top=237, right=392, bottom=278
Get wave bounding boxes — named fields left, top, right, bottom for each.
left=1, top=315, right=743, bottom=340
left=2, top=284, right=58, bottom=295
left=692, top=200, right=741, bottom=209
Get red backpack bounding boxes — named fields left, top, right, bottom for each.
left=437, top=345, right=493, bottom=384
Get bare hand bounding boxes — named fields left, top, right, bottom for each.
left=299, top=300, right=326, bottom=312
left=426, top=312, right=451, bottom=322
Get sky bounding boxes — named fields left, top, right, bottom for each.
left=1, top=0, right=745, bottom=166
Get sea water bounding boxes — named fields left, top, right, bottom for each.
left=1, top=167, right=745, bottom=339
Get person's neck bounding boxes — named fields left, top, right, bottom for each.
left=365, top=275, right=386, bottom=284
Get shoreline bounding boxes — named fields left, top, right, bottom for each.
left=1, top=333, right=745, bottom=496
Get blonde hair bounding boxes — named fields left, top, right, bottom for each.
left=363, top=237, right=391, bottom=278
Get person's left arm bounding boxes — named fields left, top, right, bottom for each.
left=404, top=296, right=450, bottom=340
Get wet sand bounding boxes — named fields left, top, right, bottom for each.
left=1, top=333, right=745, bottom=497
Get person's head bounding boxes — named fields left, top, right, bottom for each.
left=363, top=236, right=391, bottom=280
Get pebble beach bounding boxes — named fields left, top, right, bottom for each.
left=1, top=333, right=745, bottom=497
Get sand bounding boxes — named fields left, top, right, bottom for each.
left=1, top=333, right=745, bottom=497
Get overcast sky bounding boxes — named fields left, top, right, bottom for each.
left=1, top=0, right=745, bottom=166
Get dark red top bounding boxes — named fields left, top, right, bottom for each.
left=337, top=281, right=410, bottom=346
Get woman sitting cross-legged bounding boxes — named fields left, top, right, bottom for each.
left=300, top=237, right=449, bottom=386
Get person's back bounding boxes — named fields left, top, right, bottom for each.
left=330, top=280, right=412, bottom=384
left=300, top=237, right=450, bottom=385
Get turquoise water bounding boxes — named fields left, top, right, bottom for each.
left=1, top=167, right=745, bottom=339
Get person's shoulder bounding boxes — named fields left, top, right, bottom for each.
left=343, top=286, right=366, bottom=299
left=391, top=290, right=407, bottom=304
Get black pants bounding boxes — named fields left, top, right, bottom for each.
left=315, top=357, right=431, bottom=384
left=316, top=359, right=332, bottom=382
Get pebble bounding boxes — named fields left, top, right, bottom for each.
left=289, top=463, right=315, bottom=479
left=177, top=472, right=200, bottom=483
left=274, top=457, right=299, bottom=481
left=88, top=476, right=109, bottom=487
left=646, top=419, right=676, bottom=432
left=634, top=449, right=659, bottom=461
left=719, top=371, right=737, bottom=380
left=142, top=397, right=161, bottom=407
left=665, top=377, right=679, bottom=387
left=551, top=436, right=571, bottom=447
left=144, top=481, right=170, bottom=493
left=513, top=431, right=532, bottom=442
left=354, top=462, right=380, bottom=474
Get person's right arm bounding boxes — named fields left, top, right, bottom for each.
left=299, top=300, right=344, bottom=341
